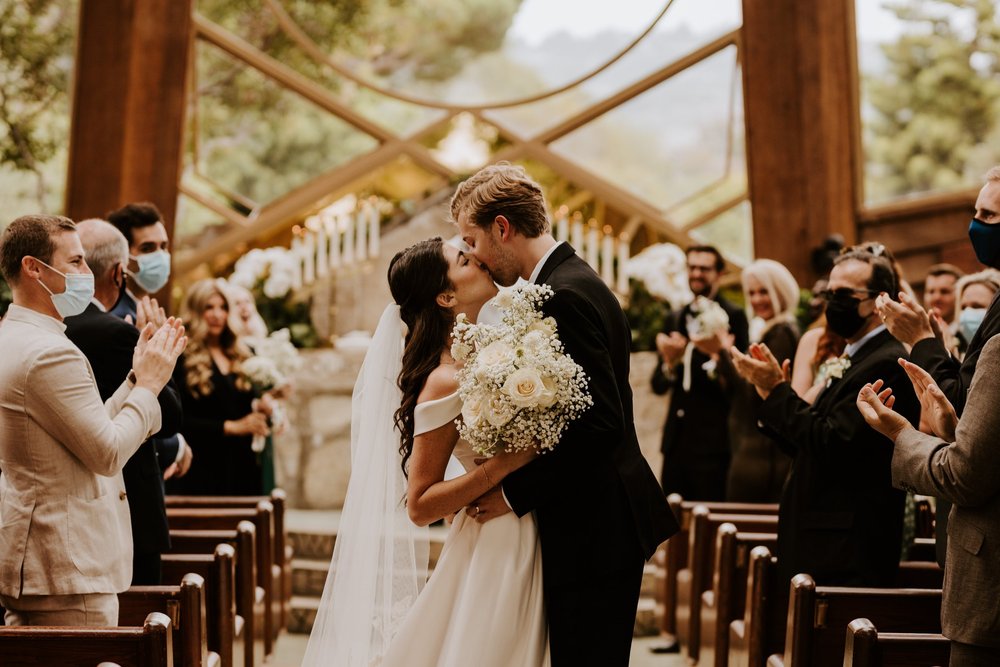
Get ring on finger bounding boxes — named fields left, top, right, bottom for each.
left=474, top=505, right=481, bottom=516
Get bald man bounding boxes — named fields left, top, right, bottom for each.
left=63, top=219, right=184, bottom=585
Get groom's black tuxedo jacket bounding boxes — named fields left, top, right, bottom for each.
left=64, top=303, right=182, bottom=558
left=758, top=329, right=919, bottom=588
left=502, top=243, right=678, bottom=584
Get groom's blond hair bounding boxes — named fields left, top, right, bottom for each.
left=451, top=162, right=549, bottom=238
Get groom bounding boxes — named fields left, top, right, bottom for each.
left=455, top=163, right=678, bottom=666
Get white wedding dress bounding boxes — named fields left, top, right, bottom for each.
left=381, top=391, right=550, bottom=667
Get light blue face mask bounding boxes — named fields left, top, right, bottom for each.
left=128, top=250, right=171, bottom=293
left=959, top=307, right=987, bottom=343
left=33, top=258, right=95, bottom=318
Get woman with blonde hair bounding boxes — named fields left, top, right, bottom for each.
left=170, top=279, right=270, bottom=495
left=717, top=258, right=801, bottom=501
left=951, top=270, right=1000, bottom=359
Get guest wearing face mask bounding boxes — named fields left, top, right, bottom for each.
left=0, top=215, right=186, bottom=626
left=951, top=271, right=1000, bottom=360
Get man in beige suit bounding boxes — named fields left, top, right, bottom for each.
left=0, top=214, right=186, bottom=626
left=858, top=340, right=1000, bottom=665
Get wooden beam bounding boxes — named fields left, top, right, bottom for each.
left=66, top=0, right=194, bottom=232
left=533, top=30, right=739, bottom=146
left=741, top=0, right=860, bottom=284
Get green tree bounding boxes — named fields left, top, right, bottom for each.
left=0, top=0, right=76, bottom=210
left=866, top=0, right=1000, bottom=200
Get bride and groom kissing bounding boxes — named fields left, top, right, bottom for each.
left=303, top=163, right=679, bottom=667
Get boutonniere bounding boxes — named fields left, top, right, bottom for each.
left=817, top=354, right=851, bottom=388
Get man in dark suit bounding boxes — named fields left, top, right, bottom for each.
left=454, top=163, right=678, bottom=667
left=731, top=248, right=920, bottom=588
left=874, top=166, right=1000, bottom=566
left=651, top=245, right=750, bottom=500
left=64, top=219, right=183, bottom=585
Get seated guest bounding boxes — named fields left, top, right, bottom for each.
left=858, top=347, right=1000, bottom=664
left=716, top=259, right=800, bottom=502
left=730, top=248, right=919, bottom=588
left=952, top=270, right=1000, bottom=359
left=0, top=215, right=184, bottom=626
left=171, top=279, right=270, bottom=496
left=63, top=219, right=184, bottom=585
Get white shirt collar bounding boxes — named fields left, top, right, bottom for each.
left=529, top=242, right=563, bottom=284
left=90, top=297, right=107, bottom=312
left=845, top=324, right=887, bottom=359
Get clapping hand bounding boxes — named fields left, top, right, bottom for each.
left=693, top=330, right=734, bottom=357
left=898, top=358, right=958, bottom=441
left=856, top=379, right=910, bottom=441
left=136, top=296, right=167, bottom=331
left=132, top=318, right=187, bottom=394
left=656, top=332, right=688, bottom=365
left=874, top=292, right=935, bottom=347
left=729, top=342, right=790, bottom=399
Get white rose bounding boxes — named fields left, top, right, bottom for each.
left=474, top=341, right=513, bottom=381
left=263, top=273, right=292, bottom=299
left=462, top=392, right=485, bottom=427
left=528, top=317, right=557, bottom=338
left=521, top=330, right=549, bottom=354
left=503, top=367, right=546, bottom=408
left=492, top=290, right=515, bottom=310
left=537, top=376, right=558, bottom=408
left=483, top=395, right=514, bottom=427
left=451, top=340, right=472, bottom=362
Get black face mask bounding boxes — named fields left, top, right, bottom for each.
left=825, top=295, right=867, bottom=339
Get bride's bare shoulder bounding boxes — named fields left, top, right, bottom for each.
left=416, top=363, right=459, bottom=404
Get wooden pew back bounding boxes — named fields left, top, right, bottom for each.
left=680, top=509, right=779, bottom=660
left=118, top=574, right=216, bottom=667
left=662, top=494, right=779, bottom=638
left=774, top=574, right=942, bottom=667
left=0, top=611, right=173, bottom=667
left=843, top=618, right=950, bottom=667
left=728, top=546, right=785, bottom=667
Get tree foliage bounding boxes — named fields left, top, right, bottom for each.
left=866, top=0, right=1000, bottom=200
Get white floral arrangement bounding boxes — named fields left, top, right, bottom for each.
left=241, top=329, right=301, bottom=452
left=625, top=243, right=693, bottom=310
left=686, top=296, right=730, bottom=341
left=230, top=247, right=299, bottom=299
left=815, top=354, right=851, bottom=388
left=450, top=284, right=593, bottom=456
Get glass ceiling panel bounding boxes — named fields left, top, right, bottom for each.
left=689, top=200, right=753, bottom=265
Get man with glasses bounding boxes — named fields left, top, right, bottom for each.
left=730, top=248, right=919, bottom=588
left=651, top=245, right=749, bottom=501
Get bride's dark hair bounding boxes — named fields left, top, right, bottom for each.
left=389, top=237, right=453, bottom=476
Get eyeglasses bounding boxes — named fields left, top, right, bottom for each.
left=818, top=287, right=880, bottom=302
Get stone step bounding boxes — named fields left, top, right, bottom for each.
left=289, top=594, right=661, bottom=638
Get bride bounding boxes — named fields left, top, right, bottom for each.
left=302, top=237, right=549, bottom=666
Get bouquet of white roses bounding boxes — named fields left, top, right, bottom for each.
left=451, top=284, right=593, bottom=456
left=242, top=329, right=301, bottom=452
left=681, top=296, right=732, bottom=391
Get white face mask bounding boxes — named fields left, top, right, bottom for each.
left=128, top=250, right=171, bottom=293
left=33, top=258, right=95, bottom=318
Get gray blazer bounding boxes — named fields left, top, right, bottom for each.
left=892, top=335, right=1000, bottom=648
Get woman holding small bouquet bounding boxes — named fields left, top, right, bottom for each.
left=169, top=279, right=270, bottom=496
left=304, top=237, right=551, bottom=667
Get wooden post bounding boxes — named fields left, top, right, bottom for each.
left=65, top=0, right=193, bottom=238
left=741, top=0, right=860, bottom=284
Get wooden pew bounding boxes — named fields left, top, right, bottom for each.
left=729, top=546, right=784, bottom=667
left=843, top=618, right=950, bottom=667
left=700, top=527, right=779, bottom=667
left=119, top=573, right=219, bottom=667
left=679, top=508, right=779, bottom=662
left=163, top=533, right=257, bottom=667
left=0, top=611, right=173, bottom=667
left=166, top=503, right=276, bottom=657
left=660, top=493, right=778, bottom=640
left=766, top=574, right=942, bottom=667
left=661, top=495, right=780, bottom=644
left=906, top=537, right=937, bottom=562
left=165, top=490, right=291, bottom=633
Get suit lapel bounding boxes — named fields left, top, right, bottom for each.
left=534, top=243, right=578, bottom=285
left=815, top=330, right=895, bottom=409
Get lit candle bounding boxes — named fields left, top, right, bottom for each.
left=355, top=206, right=367, bottom=261
left=316, top=226, right=328, bottom=278
left=290, top=231, right=303, bottom=290
left=601, top=225, right=614, bottom=286
left=586, top=219, right=599, bottom=269
left=555, top=206, right=569, bottom=243
left=571, top=214, right=584, bottom=254
left=616, top=234, right=630, bottom=295
left=368, top=199, right=380, bottom=258
left=329, top=217, right=341, bottom=269
left=303, top=230, right=315, bottom=284
left=343, top=210, right=355, bottom=265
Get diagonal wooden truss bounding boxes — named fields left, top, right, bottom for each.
left=175, top=11, right=746, bottom=275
